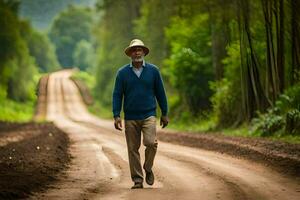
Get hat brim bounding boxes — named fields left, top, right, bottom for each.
left=125, top=45, right=149, bottom=56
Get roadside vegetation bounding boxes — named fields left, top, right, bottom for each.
left=1, top=0, right=299, bottom=143
left=0, top=99, right=35, bottom=122
left=71, top=70, right=113, bottom=119
left=48, top=5, right=94, bottom=68
left=0, top=1, right=59, bottom=122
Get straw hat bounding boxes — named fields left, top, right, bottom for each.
left=124, top=39, right=149, bottom=56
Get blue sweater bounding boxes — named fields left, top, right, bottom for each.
left=112, top=62, right=168, bottom=120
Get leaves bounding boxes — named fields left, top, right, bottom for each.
left=48, top=5, right=93, bottom=67
left=87, top=0, right=299, bottom=137
left=251, top=83, right=300, bottom=136
left=164, top=14, right=213, bottom=115
left=0, top=2, right=38, bottom=102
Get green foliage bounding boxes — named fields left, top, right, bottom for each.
left=88, top=100, right=113, bottom=119
left=72, top=70, right=112, bottom=119
left=49, top=5, right=93, bottom=67
left=18, top=20, right=60, bottom=73
left=6, top=48, right=37, bottom=102
left=251, top=109, right=285, bottom=136
left=168, top=116, right=215, bottom=133
left=89, top=0, right=299, bottom=144
left=210, top=79, right=237, bottom=127
left=94, top=0, right=140, bottom=106
left=134, top=0, right=204, bottom=67
left=19, top=0, right=96, bottom=30
left=164, top=14, right=213, bottom=116
left=72, top=70, right=96, bottom=93
left=134, top=0, right=176, bottom=67
left=210, top=42, right=242, bottom=127
left=0, top=98, right=35, bottom=122
left=0, top=0, right=38, bottom=123
left=0, top=9, right=17, bottom=59
left=0, top=2, right=38, bottom=102
left=26, top=30, right=60, bottom=72
left=285, top=109, right=300, bottom=135
left=251, top=83, right=300, bottom=136
left=0, top=1, right=19, bottom=89
left=73, top=40, right=94, bottom=71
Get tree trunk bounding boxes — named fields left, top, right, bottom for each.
left=262, top=0, right=279, bottom=103
left=276, top=0, right=285, bottom=93
left=238, top=0, right=270, bottom=120
left=208, top=0, right=230, bottom=80
left=291, top=0, right=300, bottom=84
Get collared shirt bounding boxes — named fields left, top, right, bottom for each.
left=130, top=60, right=145, bottom=78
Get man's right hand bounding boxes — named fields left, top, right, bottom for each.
left=114, top=117, right=122, bottom=131
left=160, top=116, right=169, bottom=128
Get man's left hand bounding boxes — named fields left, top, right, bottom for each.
left=160, top=116, right=169, bottom=128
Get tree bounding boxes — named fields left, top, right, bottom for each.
left=165, top=14, right=214, bottom=115
left=206, top=0, right=232, bottom=80
left=19, top=21, right=60, bottom=72
left=291, top=0, right=300, bottom=85
left=73, top=39, right=94, bottom=71
left=19, top=0, right=96, bottom=30
left=92, top=0, right=298, bottom=130
left=238, top=0, right=270, bottom=120
left=29, top=31, right=60, bottom=72
left=49, top=5, right=93, bottom=67
left=0, top=0, right=20, bottom=99
left=94, top=0, right=141, bottom=105
left=261, top=0, right=285, bottom=102
left=0, top=0, right=38, bottom=101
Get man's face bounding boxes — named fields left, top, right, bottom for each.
left=130, top=47, right=145, bottom=62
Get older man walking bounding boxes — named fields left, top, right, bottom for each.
left=112, top=39, right=169, bottom=189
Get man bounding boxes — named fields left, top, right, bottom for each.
left=112, top=39, right=169, bottom=189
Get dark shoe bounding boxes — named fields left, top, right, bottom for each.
left=131, top=182, right=143, bottom=189
left=145, top=170, right=154, bottom=185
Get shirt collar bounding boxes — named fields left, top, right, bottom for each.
left=130, top=60, right=146, bottom=68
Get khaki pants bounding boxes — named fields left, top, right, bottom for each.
left=125, top=116, right=158, bottom=183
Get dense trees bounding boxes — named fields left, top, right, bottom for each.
left=93, top=0, right=141, bottom=105
left=20, top=22, right=60, bottom=73
left=93, top=0, right=299, bottom=135
left=0, top=0, right=59, bottom=102
left=290, top=0, right=300, bottom=85
left=164, top=13, right=214, bottom=115
left=0, top=0, right=37, bottom=101
left=19, top=0, right=96, bottom=30
left=73, top=40, right=94, bottom=71
left=49, top=5, right=94, bottom=68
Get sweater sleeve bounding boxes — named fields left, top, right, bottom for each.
left=112, top=71, right=123, bottom=118
left=154, top=69, right=168, bottom=116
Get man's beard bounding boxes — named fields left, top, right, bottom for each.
left=132, top=56, right=144, bottom=62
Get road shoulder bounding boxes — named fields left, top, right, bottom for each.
left=0, top=121, right=71, bottom=199
left=158, top=129, right=300, bottom=177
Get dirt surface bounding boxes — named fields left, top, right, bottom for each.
left=0, top=122, right=70, bottom=199
left=158, top=129, right=300, bottom=176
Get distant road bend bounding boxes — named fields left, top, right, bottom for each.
left=31, top=70, right=300, bottom=200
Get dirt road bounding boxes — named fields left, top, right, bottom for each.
left=31, top=70, right=300, bottom=200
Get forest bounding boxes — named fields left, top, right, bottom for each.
left=92, top=0, right=300, bottom=138
left=0, top=0, right=299, bottom=140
